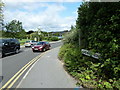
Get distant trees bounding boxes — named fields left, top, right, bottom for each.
left=26, top=29, right=44, bottom=41
left=26, top=30, right=34, bottom=34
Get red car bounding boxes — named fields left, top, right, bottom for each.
left=32, top=41, right=51, bottom=52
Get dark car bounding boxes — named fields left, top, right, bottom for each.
left=32, top=41, right=51, bottom=52
left=0, top=38, right=20, bottom=57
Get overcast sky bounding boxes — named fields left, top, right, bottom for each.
left=3, top=0, right=82, bottom=32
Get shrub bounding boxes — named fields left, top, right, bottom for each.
left=43, top=37, right=48, bottom=40
left=49, top=36, right=59, bottom=41
left=63, top=30, right=78, bottom=44
left=59, top=44, right=120, bottom=89
left=63, top=47, right=82, bottom=72
left=58, top=2, right=120, bottom=89
left=58, top=43, right=74, bottom=60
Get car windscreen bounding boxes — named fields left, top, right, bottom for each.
left=26, top=41, right=30, bottom=43
left=37, top=42, right=45, bottom=45
left=32, top=41, right=36, bottom=42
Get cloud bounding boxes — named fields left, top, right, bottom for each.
left=3, top=0, right=83, bottom=2
left=3, top=2, right=78, bottom=32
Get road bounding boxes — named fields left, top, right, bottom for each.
left=19, top=46, right=77, bottom=88
left=1, top=41, right=62, bottom=87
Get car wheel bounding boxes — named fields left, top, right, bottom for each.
left=33, top=50, right=36, bottom=52
left=48, top=47, right=50, bottom=50
left=31, top=44, right=33, bottom=47
left=15, top=49, right=19, bottom=54
left=43, top=48, right=46, bottom=52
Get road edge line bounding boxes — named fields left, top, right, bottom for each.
left=16, top=46, right=61, bottom=88
left=1, top=57, right=36, bottom=89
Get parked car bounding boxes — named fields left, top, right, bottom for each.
left=0, top=38, right=20, bottom=57
left=24, top=40, right=37, bottom=47
left=32, top=41, right=51, bottom=52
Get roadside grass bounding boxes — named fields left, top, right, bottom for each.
left=19, top=38, right=60, bottom=45
left=42, top=40, right=48, bottom=41
left=19, top=39, right=31, bottom=45
left=42, top=39, right=59, bottom=42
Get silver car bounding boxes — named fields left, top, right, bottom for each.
left=25, top=40, right=37, bottom=47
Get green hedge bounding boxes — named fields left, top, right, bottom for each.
left=50, top=37, right=59, bottom=41
left=59, top=44, right=120, bottom=89
left=43, top=36, right=59, bottom=41
left=58, top=2, right=120, bottom=89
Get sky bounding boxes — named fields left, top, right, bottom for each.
left=3, top=0, right=83, bottom=32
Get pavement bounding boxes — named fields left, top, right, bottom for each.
left=18, top=46, right=78, bottom=88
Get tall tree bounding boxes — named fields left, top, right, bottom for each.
left=76, top=2, right=120, bottom=79
left=4, top=20, right=26, bottom=39
left=0, top=1, right=4, bottom=23
left=0, top=1, right=4, bottom=37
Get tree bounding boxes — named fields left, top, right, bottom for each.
left=17, top=29, right=26, bottom=40
left=0, top=1, right=4, bottom=23
left=41, top=31, right=48, bottom=37
left=26, top=30, right=34, bottom=34
left=76, top=2, right=120, bottom=79
left=70, top=25, right=75, bottom=32
left=4, top=20, right=26, bottom=39
left=0, top=1, right=4, bottom=38
left=60, top=2, right=120, bottom=88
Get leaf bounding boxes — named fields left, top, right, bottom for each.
left=86, top=75, right=91, bottom=80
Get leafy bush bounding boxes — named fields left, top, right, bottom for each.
left=59, top=44, right=86, bottom=74
left=59, top=44, right=120, bottom=89
left=63, top=29, right=78, bottom=44
left=43, top=36, right=59, bottom=41
left=58, top=2, right=120, bottom=89
left=43, top=37, right=48, bottom=40
left=49, top=36, right=59, bottom=41
left=58, top=43, right=75, bottom=60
